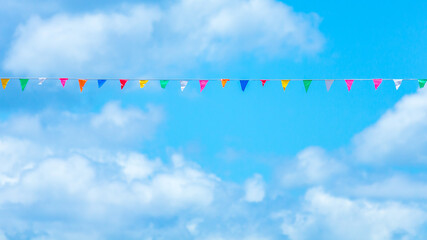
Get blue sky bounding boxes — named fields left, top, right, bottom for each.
left=0, top=0, right=427, bottom=239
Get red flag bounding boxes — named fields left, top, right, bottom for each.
left=120, top=79, right=128, bottom=90
left=261, top=80, right=268, bottom=86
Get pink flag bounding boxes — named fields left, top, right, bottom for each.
left=199, top=80, right=208, bottom=92
left=373, top=79, right=382, bottom=90
left=345, top=79, right=354, bottom=91
left=120, top=79, right=128, bottom=90
left=60, top=78, right=68, bottom=87
left=261, top=80, right=268, bottom=86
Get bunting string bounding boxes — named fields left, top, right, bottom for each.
left=0, top=77, right=425, bottom=92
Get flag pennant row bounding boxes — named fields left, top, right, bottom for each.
left=140, top=80, right=148, bottom=89
left=1, top=78, right=427, bottom=92
left=325, top=80, right=334, bottom=91
left=240, top=80, right=249, bottom=92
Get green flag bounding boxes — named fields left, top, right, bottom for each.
left=20, top=79, right=29, bottom=91
left=419, top=79, right=427, bottom=89
left=303, top=80, right=312, bottom=93
left=160, top=80, right=169, bottom=89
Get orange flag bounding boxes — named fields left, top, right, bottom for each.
left=221, top=79, right=229, bottom=88
left=79, top=79, right=87, bottom=92
left=1, top=78, right=10, bottom=89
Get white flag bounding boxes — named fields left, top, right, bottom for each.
left=325, top=80, right=334, bottom=91
left=38, top=77, right=47, bottom=85
left=180, top=81, right=188, bottom=92
left=393, top=79, right=402, bottom=90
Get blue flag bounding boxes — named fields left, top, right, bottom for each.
left=98, top=79, right=106, bottom=88
left=240, top=80, right=249, bottom=92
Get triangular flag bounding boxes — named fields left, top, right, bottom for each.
left=261, top=80, right=268, bottom=86
left=1, top=79, right=10, bottom=89
left=199, top=80, right=208, bottom=92
left=79, top=79, right=87, bottom=92
left=160, top=80, right=169, bottom=89
left=240, top=80, right=249, bottom=92
left=98, top=79, right=106, bottom=88
left=139, top=80, right=148, bottom=89
left=120, top=79, right=128, bottom=90
left=281, top=80, right=290, bottom=92
left=59, top=78, right=68, bottom=87
left=180, top=81, right=188, bottom=92
left=38, top=77, right=46, bottom=85
left=303, top=80, right=312, bottom=93
left=345, top=79, right=354, bottom=91
left=325, top=80, right=334, bottom=91
left=373, top=79, right=382, bottom=90
left=393, top=79, right=402, bottom=90
left=221, top=79, right=229, bottom=88
left=20, top=79, right=29, bottom=91
left=418, top=79, right=427, bottom=88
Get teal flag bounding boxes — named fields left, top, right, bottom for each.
left=419, top=79, right=427, bottom=88
left=303, top=80, right=312, bottom=93
left=20, top=79, right=29, bottom=91
left=160, top=80, right=169, bottom=89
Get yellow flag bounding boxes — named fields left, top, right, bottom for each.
left=1, top=79, right=10, bottom=89
left=139, top=80, right=149, bottom=88
left=281, top=80, right=290, bottom=91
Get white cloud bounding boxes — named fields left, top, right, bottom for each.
left=280, top=147, right=345, bottom=187
left=352, top=176, right=427, bottom=200
left=281, top=188, right=427, bottom=240
left=3, top=0, right=324, bottom=75
left=353, top=89, right=427, bottom=163
left=244, top=174, right=265, bottom=203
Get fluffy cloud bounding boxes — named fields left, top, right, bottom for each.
left=3, top=0, right=324, bottom=75
left=244, top=174, right=265, bottom=202
left=353, top=89, right=427, bottom=163
left=281, top=188, right=427, bottom=240
left=279, top=147, right=345, bottom=187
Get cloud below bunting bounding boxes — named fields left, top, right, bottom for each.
left=200, top=80, right=208, bottom=92
left=240, top=80, right=249, bottom=92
